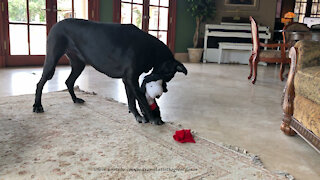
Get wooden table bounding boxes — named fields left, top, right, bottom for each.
left=286, top=31, right=320, bottom=46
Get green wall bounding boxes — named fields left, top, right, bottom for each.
left=100, top=0, right=113, bottom=23
left=174, top=0, right=195, bottom=53
left=99, top=0, right=195, bottom=53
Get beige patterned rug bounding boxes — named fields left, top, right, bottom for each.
left=0, top=90, right=288, bottom=179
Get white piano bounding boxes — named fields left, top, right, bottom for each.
left=203, top=23, right=271, bottom=64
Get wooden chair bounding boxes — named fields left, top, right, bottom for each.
left=248, top=16, right=291, bottom=84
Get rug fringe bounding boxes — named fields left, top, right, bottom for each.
left=166, top=122, right=264, bottom=165
left=167, top=122, right=295, bottom=180
left=73, top=85, right=97, bottom=95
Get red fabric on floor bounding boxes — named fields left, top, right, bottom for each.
left=173, top=129, right=195, bottom=143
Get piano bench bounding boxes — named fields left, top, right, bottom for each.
left=218, top=43, right=252, bottom=64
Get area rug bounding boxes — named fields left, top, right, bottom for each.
left=0, top=90, right=287, bottom=179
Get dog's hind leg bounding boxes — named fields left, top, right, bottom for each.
left=33, top=36, right=67, bottom=113
left=65, top=53, right=86, bottom=103
left=123, top=80, right=148, bottom=123
left=33, top=54, right=64, bottom=113
left=33, top=75, right=48, bottom=113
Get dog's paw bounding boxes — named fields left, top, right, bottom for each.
left=136, top=116, right=149, bottom=123
left=33, top=104, right=44, bottom=113
left=150, top=118, right=164, bottom=125
left=73, top=98, right=85, bottom=104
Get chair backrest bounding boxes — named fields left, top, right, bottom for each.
left=282, top=22, right=310, bottom=43
left=249, top=16, right=260, bottom=53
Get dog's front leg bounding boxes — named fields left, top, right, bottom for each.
left=123, top=80, right=148, bottom=123
left=123, top=78, right=164, bottom=125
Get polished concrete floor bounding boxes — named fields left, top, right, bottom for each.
left=0, top=63, right=319, bottom=179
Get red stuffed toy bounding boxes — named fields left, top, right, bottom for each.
left=173, top=129, right=195, bottom=143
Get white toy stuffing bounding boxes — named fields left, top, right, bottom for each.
left=145, top=79, right=164, bottom=106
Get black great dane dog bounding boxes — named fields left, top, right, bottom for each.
left=33, top=18, right=187, bottom=125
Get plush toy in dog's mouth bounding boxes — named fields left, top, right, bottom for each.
left=140, top=76, right=165, bottom=122
left=145, top=80, right=164, bottom=100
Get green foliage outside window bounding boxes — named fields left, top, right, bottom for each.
left=9, top=0, right=46, bottom=23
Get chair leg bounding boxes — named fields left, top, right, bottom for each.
left=279, top=63, right=285, bottom=81
left=252, top=55, right=259, bottom=84
left=248, top=54, right=254, bottom=80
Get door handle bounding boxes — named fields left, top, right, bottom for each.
left=52, top=5, right=58, bottom=12
left=41, top=8, right=52, bottom=12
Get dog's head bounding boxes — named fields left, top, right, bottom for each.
left=153, top=59, right=188, bottom=82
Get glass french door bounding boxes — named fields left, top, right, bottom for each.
left=148, top=0, right=169, bottom=44
left=0, top=0, right=97, bottom=67
left=7, top=0, right=48, bottom=56
left=114, top=0, right=176, bottom=52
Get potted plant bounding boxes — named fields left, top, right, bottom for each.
left=185, top=0, right=216, bottom=63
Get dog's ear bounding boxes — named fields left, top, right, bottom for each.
left=176, top=61, right=188, bottom=75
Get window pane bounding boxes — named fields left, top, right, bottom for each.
left=159, top=8, right=168, bottom=30
left=316, top=3, right=320, bottom=15
left=299, top=15, right=305, bottom=22
left=121, top=3, right=132, bottom=24
left=29, top=0, right=46, bottom=24
left=8, top=0, right=27, bottom=23
left=30, top=25, right=46, bottom=55
left=150, top=0, right=159, bottom=6
left=121, top=0, right=131, bottom=2
left=159, top=31, right=167, bottom=44
left=160, top=0, right=169, bottom=7
left=148, top=31, right=157, bottom=38
left=132, top=5, right=143, bottom=29
left=300, top=3, right=307, bottom=13
left=132, top=0, right=142, bottom=4
left=74, top=0, right=88, bottom=19
left=9, top=24, right=28, bottom=55
left=149, top=6, right=159, bottom=30
left=57, top=0, right=72, bottom=21
left=294, top=3, right=301, bottom=14
left=312, top=3, right=318, bottom=14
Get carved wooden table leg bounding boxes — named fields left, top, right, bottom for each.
left=281, top=113, right=296, bottom=136
left=281, top=47, right=297, bottom=136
